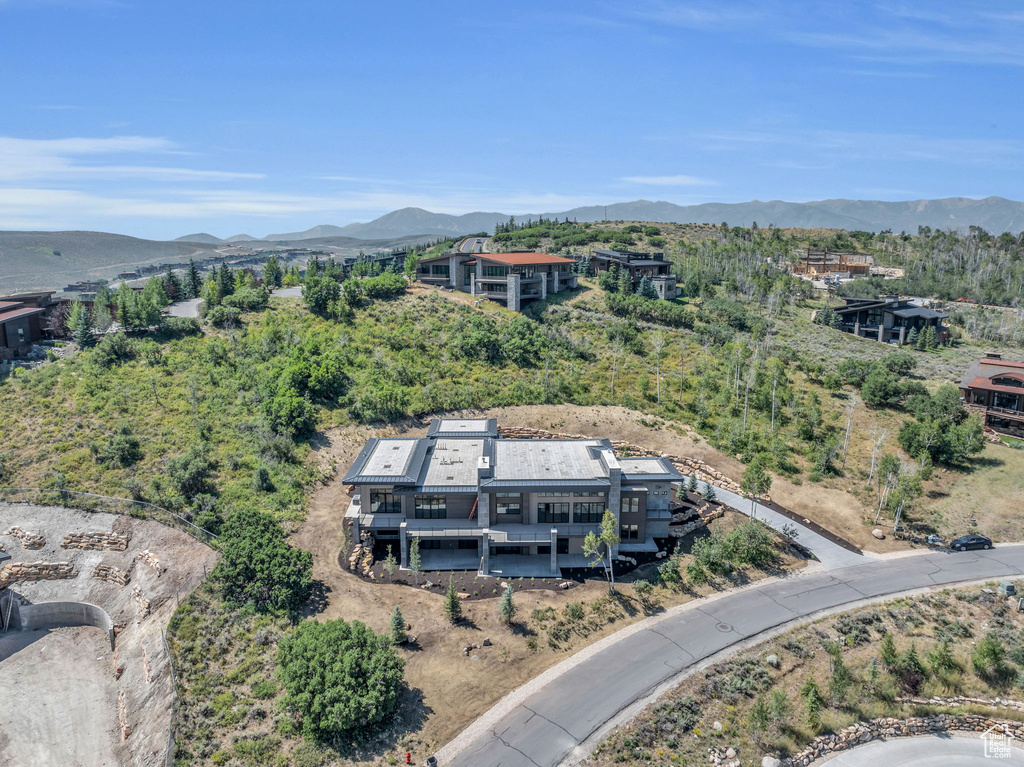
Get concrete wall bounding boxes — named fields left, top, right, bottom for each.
left=8, top=599, right=115, bottom=649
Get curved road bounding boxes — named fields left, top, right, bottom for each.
left=822, top=734, right=1024, bottom=765
left=443, top=545, right=1024, bottom=767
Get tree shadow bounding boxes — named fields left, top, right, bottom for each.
left=511, top=622, right=537, bottom=638
left=298, top=579, right=331, bottom=618
left=321, top=684, right=434, bottom=763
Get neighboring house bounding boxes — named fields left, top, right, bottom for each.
left=415, top=252, right=578, bottom=311
left=0, top=293, right=53, bottom=359
left=790, top=248, right=872, bottom=278
left=591, top=249, right=678, bottom=299
left=831, top=295, right=948, bottom=344
left=342, top=418, right=682, bottom=576
left=960, top=353, right=1024, bottom=437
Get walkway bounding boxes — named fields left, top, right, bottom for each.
left=702, top=480, right=865, bottom=570
left=441, top=544, right=1024, bottom=767
left=822, top=734, right=1024, bottom=765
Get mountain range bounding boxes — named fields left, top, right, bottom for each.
left=186, top=196, right=1024, bottom=242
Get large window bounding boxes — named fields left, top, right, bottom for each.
left=482, top=283, right=506, bottom=293
left=430, top=264, right=450, bottom=276
left=481, top=265, right=508, bottom=277
left=414, top=495, right=446, bottom=519
left=537, top=502, right=569, bottom=523
left=370, top=489, right=401, bottom=514
left=573, top=502, right=604, bottom=524
left=620, top=524, right=639, bottom=540
left=621, top=497, right=640, bottom=515
left=867, top=308, right=883, bottom=326
left=536, top=492, right=569, bottom=498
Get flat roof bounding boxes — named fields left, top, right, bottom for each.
left=473, top=252, right=576, bottom=266
left=421, top=439, right=484, bottom=487
left=362, top=439, right=419, bottom=478
left=492, top=439, right=609, bottom=482
left=891, top=306, right=947, bottom=319
left=0, top=306, right=46, bottom=324
left=427, top=418, right=498, bottom=438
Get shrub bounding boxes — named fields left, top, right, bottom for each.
left=90, top=333, right=137, bottom=368
left=250, top=680, right=278, bottom=700
left=213, top=509, right=313, bottom=613
left=90, top=422, right=142, bottom=467
left=222, top=286, right=270, bottom=312
left=361, top=272, right=407, bottom=299
left=205, top=305, right=241, bottom=328
left=165, top=444, right=215, bottom=499
left=277, top=618, right=404, bottom=738
left=302, top=276, right=340, bottom=318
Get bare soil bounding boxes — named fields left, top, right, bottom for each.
left=0, top=503, right=218, bottom=767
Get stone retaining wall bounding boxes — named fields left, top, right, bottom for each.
left=782, top=713, right=1024, bottom=766
left=62, top=531, right=129, bottom=551
left=668, top=509, right=724, bottom=539
left=495, top=427, right=744, bottom=495
left=93, top=564, right=131, bottom=586
left=0, top=560, right=76, bottom=589
left=897, top=694, right=1024, bottom=713
left=2, top=526, right=45, bottom=549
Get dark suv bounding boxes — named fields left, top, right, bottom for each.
left=950, top=535, right=992, bottom=552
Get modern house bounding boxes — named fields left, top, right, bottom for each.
left=830, top=295, right=948, bottom=345
left=960, top=354, right=1024, bottom=437
left=342, top=418, right=683, bottom=576
left=415, top=252, right=578, bottom=311
left=590, top=249, right=678, bottom=299
left=790, top=248, right=872, bottom=279
left=0, top=293, right=53, bottom=359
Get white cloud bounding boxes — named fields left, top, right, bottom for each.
left=621, top=174, right=715, bottom=186
left=0, top=135, right=262, bottom=182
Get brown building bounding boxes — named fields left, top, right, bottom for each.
left=960, top=354, right=1024, bottom=437
left=416, top=251, right=578, bottom=311
left=0, top=293, right=53, bottom=359
left=791, top=248, right=872, bottom=278
left=831, top=295, right=948, bottom=345
left=591, top=249, right=678, bottom=299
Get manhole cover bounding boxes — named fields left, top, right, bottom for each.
left=716, top=623, right=732, bottom=633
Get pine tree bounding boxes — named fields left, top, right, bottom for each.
left=827, top=644, right=852, bottom=705
left=163, top=265, right=183, bottom=301
left=217, top=264, right=234, bottom=297
left=924, top=326, right=938, bottom=350
left=91, top=300, right=112, bottom=335
left=68, top=301, right=94, bottom=347
left=702, top=482, right=717, bottom=502
left=688, top=472, right=699, bottom=494
left=880, top=632, right=898, bottom=670
left=389, top=605, right=407, bottom=645
left=498, top=584, right=516, bottom=627
left=616, top=265, right=632, bottom=296
left=185, top=258, right=202, bottom=298
left=907, top=327, right=920, bottom=348
left=804, top=684, right=823, bottom=732
left=443, top=574, right=462, bottom=624
left=408, top=536, right=421, bottom=586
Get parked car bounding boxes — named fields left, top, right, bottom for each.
left=950, top=534, right=992, bottom=551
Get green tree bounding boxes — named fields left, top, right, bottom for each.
left=583, top=509, right=621, bottom=591
left=163, top=265, right=183, bottom=301
left=302, top=276, right=341, bottom=318
left=928, top=638, right=959, bottom=675
left=263, top=256, right=283, bottom=288
left=801, top=679, right=824, bottom=732
left=880, top=632, right=898, bottom=670
left=740, top=454, right=772, bottom=519
left=972, top=632, right=1007, bottom=680
left=702, top=482, right=717, bottom=502
left=616, top=265, right=633, bottom=295
left=688, top=472, right=698, bottom=495
left=861, top=367, right=903, bottom=408
left=498, top=584, right=517, bottom=628
left=408, top=536, right=421, bottom=586
left=68, top=300, right=94, bottom=347
left=382, top=545, right=398, bottom=583
left=768, top=689, right=791, bottom=732
left=277, top=618, right=404, bottom=738
left=748, top=693, right=770, bottom=740
left=185, top=258, right=203, bottom=298
left=389, top=605, right=408, bottom=645
left=444, top=574, right=462, bottom=624
left=827, top=644, right=852, bottom=705
left=894, top=643, right=927, bottom=694
left=213, top=509, right=313, bottom=613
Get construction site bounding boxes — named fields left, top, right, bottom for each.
left=0, top=502, right=218, bottom=767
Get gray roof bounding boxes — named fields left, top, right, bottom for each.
left=419, top=438, right=485, bottom=487
left=959, top=357, right=1024, bottom=388
left=342, top=438, right=429, bottom=485
left=492, top=439, right=611, bottom=482
left=427, top=418, right=498, bottom=438
left=890, top=306, right=947, bottom=320
left=619, top=457, right=684, bottom=481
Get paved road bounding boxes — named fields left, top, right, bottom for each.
left=444, top=545, right=1024, bottom=767
left=704, top=480, right=864, bottom=570
left=166, top=297, right=202, bottom=318
left=459, top=237, right=486, bottom=253
left=822, top=734, right=1024, bottom=765
left=271, top=287, right=303, bottom=298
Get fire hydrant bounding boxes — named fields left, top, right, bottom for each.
left=405, top=753, right=411, bottom=764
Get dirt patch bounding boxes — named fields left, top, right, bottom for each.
left=0, top=503, right=218, bottom=767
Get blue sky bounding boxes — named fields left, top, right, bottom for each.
left=1, top=0, right=1022, bottom=239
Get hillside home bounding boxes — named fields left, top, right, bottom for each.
left=342, top=418, right=682, bottom=576
left=0, top=293, right=53, bottom=359
left=831, top=295, right=948, bottom=344
left=415, top=252, right=578, bottom=311
left=591, top=249, right=678, bottom=299
left=960, top=354, right=1024, bottom=437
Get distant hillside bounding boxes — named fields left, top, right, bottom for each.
left=0, top=230, right=439, bottom=293
left=257, top=197, right=1024, bottom=241
left=175, top=233, right=224, bottom=244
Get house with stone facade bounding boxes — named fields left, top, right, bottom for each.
left=830, top=295, right=948, bottom=345
left=591, top=249, right=678, bottom=299
left=415, top=252, right=578, bottom=312
left=342, top=418, right=682, bottom=576
left=960, top=353, right=1024, bottom=437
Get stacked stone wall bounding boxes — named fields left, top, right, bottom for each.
left=62, top=531, right=129, bottom=551
left=782, top=713, right=1024, bottom=766
left=93, top=564, right=131, bottom=586
left=0, top=561, right=76, bottom=589
left=2, top=526, right=46, bottom=549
